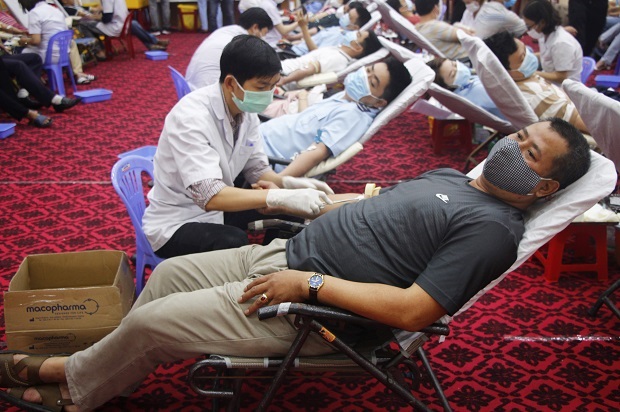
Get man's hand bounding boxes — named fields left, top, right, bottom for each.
left=238, top=270, right=311, bottom=315
left=266, top=188, right=332, bottom=215
left=281, top=176, right=334, bottom=195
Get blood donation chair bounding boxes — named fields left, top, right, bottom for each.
left=187, top=150, right=616, bottom=411
left=274, top=38, right=435, bottom=178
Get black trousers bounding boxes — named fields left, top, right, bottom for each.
left=154, top=210, right=303, bottom=259
left=569, top=0, right=608, bottom=56
left=0, top=54, right=55, bottom=120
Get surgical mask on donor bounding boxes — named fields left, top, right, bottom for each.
left=513, top=48, right=538, bottom=78
left=451, top=61, right=471, bottom=88
left=482, top=137, right=552, bottom=195
left=344, top=67, right=378, bottom=102
left=231, top=78, right=274, bottom=113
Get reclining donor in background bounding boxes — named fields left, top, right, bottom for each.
left=0, top=118, right=593, bottom=411
left=260, top=57, right=412, bottom=176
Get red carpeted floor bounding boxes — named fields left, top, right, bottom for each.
left=0, top=32, right=618, bottom=411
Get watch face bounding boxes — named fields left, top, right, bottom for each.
left=309, top=274, right=323, bottom=288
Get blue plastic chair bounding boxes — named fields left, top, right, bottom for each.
left=169, top=66, right=191, bottom=100
left=581, top=56, right=596, bottom=83
left=43, top=30, right=77, bottom=96
left=111, top=156, right=164, bottom=296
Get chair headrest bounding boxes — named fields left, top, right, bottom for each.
left=386, top=9, right=447, bottom=58
left=563, top=79, right=620, bottom=170
left=360, top=10, right=382, bottom=31
left=457, top=30, right=538, bottom=129
left=427, top=83, right=516, bottom=135
left=359, top=39, right=436, bottom=143
left=336, top=47, right=391, bottom=82
left=457, top=150, right=617, bottom=316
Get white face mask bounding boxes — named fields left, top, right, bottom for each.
left=528, top=28, right=544, bottom=40
left=465, top=1, right=480, bottom=13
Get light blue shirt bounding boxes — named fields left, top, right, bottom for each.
left=260, top=92, right=378, bottom=172
left=292, top=27, right=346, bottom=56
left=455, top=76, right=507, bottom=121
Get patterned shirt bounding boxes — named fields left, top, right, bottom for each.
left=416, top=20, right=468, bottom=60
left=516, top=75, right=579, bottom=124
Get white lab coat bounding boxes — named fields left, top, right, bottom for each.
left=143, top=83, right=271, bottom=251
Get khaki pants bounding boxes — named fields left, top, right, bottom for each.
left=65, top=239, right=335, bottom=410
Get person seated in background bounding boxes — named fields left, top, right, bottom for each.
left=455, top=0, right=484, bottom=30
left=484, top=31, right=590, bottom=134
left=522, top=0, right=583, bottom=84
left=473, top=0, right=526, bottom=39
left=427, top=57, right=506, bottom=120
left=142, top=35, right=333, bottom=260
left=251, top=0, right=299, bottom=46
left=0, top=118, right=593, bottom=412
left=186, top=7, right=274, bottom=90
left=414, top=0, right=472, bottom=61
left=278, top=29, right=382, bottom=87
left=284, top=2, right=371, bottom=56
left=77, top=0, right=168, bottom=60
left=17, top=0, right=96, bottom=85
left=387, top=0, right=421, bottom=25
left=0, top=54, right=81, bottom=127
left=260, top=58, right=412, bottom=176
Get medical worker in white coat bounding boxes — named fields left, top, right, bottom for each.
left=143, top=35, right=333, bottom=259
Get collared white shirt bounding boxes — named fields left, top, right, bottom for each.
left=185, top=25, right=248, bottom=90
left=96, top=0, right=128, bottom=37
left=539, top=26, right=583, bottom=83
left=143, top=84, right=271, bottom=251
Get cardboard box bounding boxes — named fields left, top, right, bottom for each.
left=4, top=250, right=135, bottom=354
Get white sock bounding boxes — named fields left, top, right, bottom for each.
left=51, top=95, right=63, bottom=105
left=17, top=89, right=29, bottom=98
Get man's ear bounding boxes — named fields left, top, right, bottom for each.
left=223, top=75, right=237, bottom=92
left=373, top=98, right=388, bottom=108
left=532, top=179, right=561, bottom=198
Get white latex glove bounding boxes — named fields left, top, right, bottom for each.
left=281, top=176, right=335, bottom=195
left=266, top=188, right=333, bottom=215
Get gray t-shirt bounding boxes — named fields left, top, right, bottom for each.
left=286, top=169, right=524, bottom=316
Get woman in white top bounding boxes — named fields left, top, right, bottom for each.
left=523, top=0, right=583, bottom=84
left=456, top=0, right=485, bottom=31
left=18, top=0, right=95, bottom=84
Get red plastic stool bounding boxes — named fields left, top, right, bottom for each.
left=534, top=222, right=612, bottom=282
left=429, top=117, right=473, bottom=155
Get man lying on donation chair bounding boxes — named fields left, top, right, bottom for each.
left=277, top=26, right=382, bottom=88
left=0, top=117, right=594, bottom=411
left=260, top=57, right=412, bottom=176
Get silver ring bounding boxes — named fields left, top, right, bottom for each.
left=260, top=293, right=268, bottom=303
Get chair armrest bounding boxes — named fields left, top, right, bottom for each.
left=257, top=302, right=450, bottom=336
left=305, top=142, right=363, bottom=177
left=268, top=156, right=291, bottom=167
left=247, top=219, right=308, bottom=233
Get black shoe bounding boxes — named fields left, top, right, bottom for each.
left=53, top=96, right=83, bottom=113
left=18, top=96, right=43, bottom=110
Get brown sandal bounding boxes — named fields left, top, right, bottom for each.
left=0, top=384, right=73, bottom=412
left=0, top=353, right=51, bottom=388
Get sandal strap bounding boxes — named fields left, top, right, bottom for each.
left=0, top=354, right=49, bottom=387
left=33, top=384, right=73, bottom=412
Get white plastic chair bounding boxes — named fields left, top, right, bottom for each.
left=374, top=0, right=447, bottom=58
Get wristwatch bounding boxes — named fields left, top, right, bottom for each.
left=307, top=272, right=324, bottom=303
